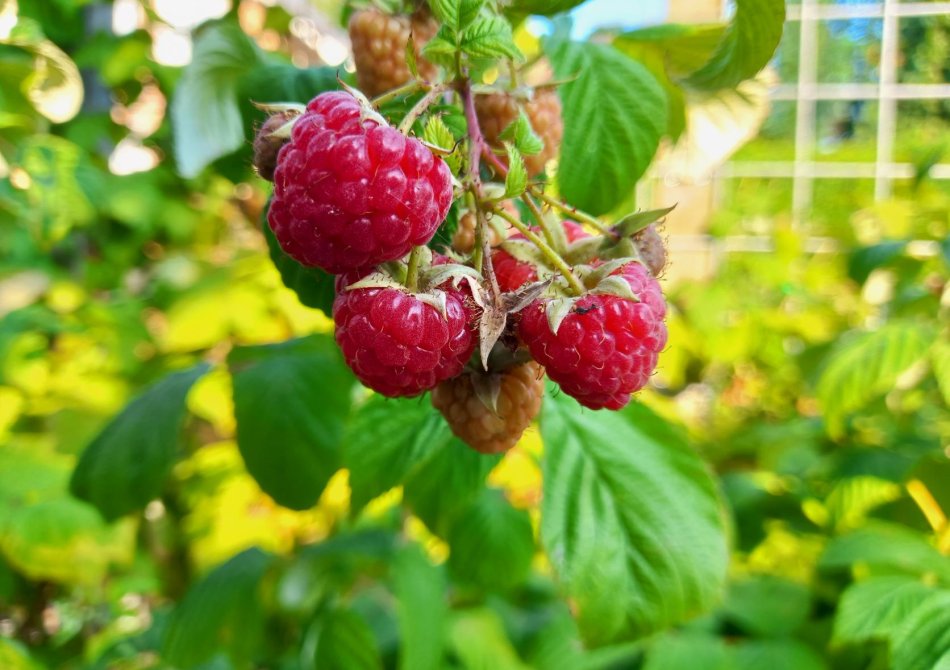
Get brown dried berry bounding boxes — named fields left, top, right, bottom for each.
left=253, top=111, right=295, bottom=182
left=432, top=362, right=545, bottom=455
left=475, top=88, right=564, bottom=176
left=348, top=7, right=438, bottom=98
left=634, top=224, right=668, bottom=278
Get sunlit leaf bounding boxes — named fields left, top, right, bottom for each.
left=833, top=576, right=937, bottom=646
left=891, top=590, right=950, bottom=670
left=819, top=522, right=950, bottom=583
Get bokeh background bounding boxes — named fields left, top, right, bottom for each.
left=1, top=0, right=949, bottom=668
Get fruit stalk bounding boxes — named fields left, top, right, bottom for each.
left=398, top=84, right=449, bottom=134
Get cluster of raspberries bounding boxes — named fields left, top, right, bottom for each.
left=257, top=11, right=668, bottom=451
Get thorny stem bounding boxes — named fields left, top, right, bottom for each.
left=530, top=186, right=614, bottom=236
left=462, top=80, right=490, bottom=278
left=405, top=245, right=423, bottom=292
left=397, top=84, right=449, bottom=134
left=372, top=79, right=425, bottom=107
left=491, top=205, right=585, bottom=296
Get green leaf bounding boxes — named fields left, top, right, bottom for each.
left=460, top=16, right=522, bottom=60
left=404, top=436, right=502, bottom=537
left=819, top=522, right=950, bottom=583
left=0, top=498, right=134, bottom=586
left=171, top=21, right=261, bottom=178
left=685, top=0, right=786, bottom=91
left=817, top=321, right=933, bottom=437
left=230, top=335, right=356, bottom=510
left=345, top=396, right=453, bottom=514
left=163, top=548, right=274, bottom=668
left=70, top=364, right=210, bottom=520
left=429, top=0, right=484, bottom=32
left=448, top=608, right=531, bottom=670
left=931, top=340, right=950, bottom=406
left=499, top=112, right=544, bottom=156
left=393, top=544, right=447, bottom=670
left=264, top=216, right=335, bottom=315
left=615, top=23, right=728, bottom=79
left=847, top=241, right=907, bottom=285
left=891, top=590, right=950, bottom=670
left=732, top=639, right=827, bottom=670
left=722, top=575, right=811, bottom=637
left=833, top=576, right=937, bottom=647
left=239, top=64, right=338, bottom=108
left=505, top=0, right=589, bottom=17
left=503, top=143, right=528, bottom=198
left=540, top=393, right=728, bottom=645
left=0, top=638, right=42, bottom=670
left=645, top=632, right=731, bottom=670
left=421, top=29, right=459, bottom=69
left=447, top=489, right=534, bottom=590
left=314, top=607, right=383, bottom=670
left=548, top=41, right=667, bottom=215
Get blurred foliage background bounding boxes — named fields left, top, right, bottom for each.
left=0, top=0, right=949, bottom=668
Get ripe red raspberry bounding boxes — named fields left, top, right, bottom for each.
left=518, top=262, right=667, bottom=410
left=476, top=89, right=564, bottom=176
left=432, top=362, right=544, bottom=454
left=493, top=220, right=590, bottom=292
left=268, top=92, right=453, bottom=274
left=333, top=273, right=477, bottom=397
left=348, top=7, right=438, bottom=98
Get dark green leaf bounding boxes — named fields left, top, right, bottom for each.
left=230, top=335, right=355, bottom=510
left=548, top=41, right=667, bottom=215
left=314, top=607, right=383, bottom=670
left=540, top=393, right=728, bottom=645
left=684, top=0, right=786, bottom=91
left=70, top=364, right=209, bottom=520
left=848, top=241, right=907, bottom=285
left=393, top=543, right=447, bottom=670
left=171, top=21, right=261, bottom=178
left=265, top=218, right=335, bottom=315
left=447, top=489, right=534, bottom=590
left=345, top=396, right=453, bottom=514
left=164, top=549, right=274, bottom=668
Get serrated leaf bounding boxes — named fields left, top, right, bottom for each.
left=264, top=216, right=335, bottom=315
left=424, top=115, right=455, bottom=150
left=684, top=0, right=786, bottom=91
left=833, top=576, right=937, bottom=647
left=503, top=143, right=528, bottom=198
left=70, top=364, right=210, bottom=520
left=164, top=549, right=274, bottom=668
left=499, top=111, right=544, bottom=156
left=891, top=590, right=950, bottom=670
left=172, top=21, right=261, bottom=178
left=230, top=335, right=356, bottom=510
left=817, top=321, right=933, bottom=437
left=447, top=489, right=534, bottom=589
left=460, top=16, right=522, bottom=60
left=393, top=544, right=447, bottom=670
left=431, top=0, right=484, bottom=32
left=314, top=607, right=383, bottom=670
left=548, top=41, right=667, bottom=215
left=540, top=394, right=728, bottom=645
left=344, top=396, right=454, bottom=513
left=421, top=29, right=459, bottom=69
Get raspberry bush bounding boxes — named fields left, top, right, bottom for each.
left=52, top=0, right=819, bottom=667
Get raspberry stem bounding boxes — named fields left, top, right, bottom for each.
left=371, top=79, right=425, bottom=107
left=520, top=192, right=563, bottom=252
left=530, top=187, right=614, bottom=237
left=490, top=204, right=585, bottom=296
left=397, top=84, right=449, bottom=134
left=405, top=245, right=424, bottom=292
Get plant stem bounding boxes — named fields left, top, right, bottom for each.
left=492, top=205, right=585, bottom=296
left=405, top=245, right=423, bottom=292
left=372, top=79, right=425, bottom=107
left=520, top=191, right=562, bottom=251
left=530, top=186, right=614, bottom=235
left=397, top=84, right=448, bottom=134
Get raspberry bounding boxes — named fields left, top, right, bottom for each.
left=333, top=272, right=478, bottom=397
left=253, top=111, right=295, bottom=182
left=451, top=203, right=515, bottom=254
left=493, top=220, right=590, bottom=292
left=268, top=92, right=453, bottom=274
left=432, top=362, right=544, bottom=454
left=476, top=89, right=564, bottom=176
left=518, top=262, right=667, bottom=410
left=348, top=7, right=438, bottom=98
